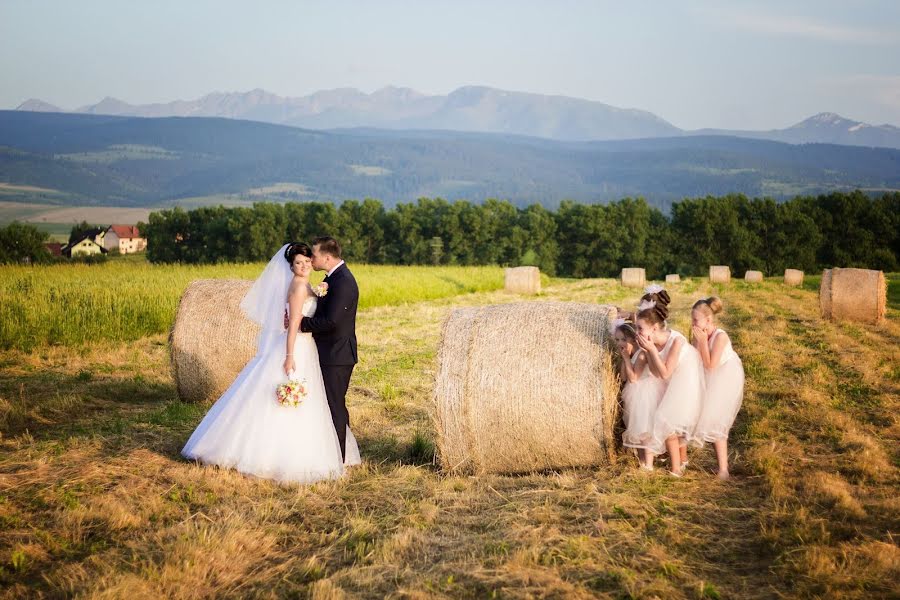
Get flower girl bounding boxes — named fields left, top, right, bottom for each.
left=635, top=288, right=705, bottom=476
left=614, top=319, right=666, bottom=470
left=689, top=297, right=745, bottom=480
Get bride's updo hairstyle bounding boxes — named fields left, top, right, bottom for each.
left=283, top=242, right=312, bottom=263
left=636, top=288, right=671, bottom=326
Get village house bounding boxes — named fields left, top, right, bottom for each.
left=103, top=224, right=147, bottom=254
left=78, top=227, right=106, bottom=246
left=44, top=242, right=63, bottom=257
left=62, top=234, right=107, bottom=258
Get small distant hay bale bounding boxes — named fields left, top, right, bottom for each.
left=170, top=279, right=259, bottom=403
left=784, top=269, right=804, bottom=286
left=433, top=302, right=619, bottom=474
left=709, top=266, right=731, bottom=283
left=820, top=268, right=886, bottom=325
left=621, top=268, right=646, bottom=288
left=504, top=266, right=541, bottom=294
left=744, top=270, right=764, bottom=283
left=665, top=274, right=681, bottom=284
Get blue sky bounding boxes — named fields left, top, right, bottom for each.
left=1, top=0, right=898, bottom=129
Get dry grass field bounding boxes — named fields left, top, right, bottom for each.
left=1, top=275, right=898, bottom=598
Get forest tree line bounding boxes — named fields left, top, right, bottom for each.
left=138, top=191, right=899, bottom=277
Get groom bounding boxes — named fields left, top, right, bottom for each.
left=300, top=236, right=359, bottom=460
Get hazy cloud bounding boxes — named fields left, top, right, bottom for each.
left=701, top=4, right=899, bottom=45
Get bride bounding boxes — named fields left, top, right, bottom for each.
left=182, top=242, right=361, bottom=484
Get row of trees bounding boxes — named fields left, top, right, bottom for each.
left=141, top=191, right=899, bottom=277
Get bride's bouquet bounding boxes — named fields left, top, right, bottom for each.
left=276, top=371, right=309, bottom=407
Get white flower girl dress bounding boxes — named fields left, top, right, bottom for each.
left=690, top=328, right=744, bottom=446
left=650, top=330, right=705, bottom=454
left=622, top=350, right=666, bottom=451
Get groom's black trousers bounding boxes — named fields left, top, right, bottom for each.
left=321, top=364, right=354, bottom=459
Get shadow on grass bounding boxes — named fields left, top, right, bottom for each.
left=436, top=275, right=469, bottom=293
left=357, top=429, right=436, bottom=467
left=0, top=366, right=178, bottom=439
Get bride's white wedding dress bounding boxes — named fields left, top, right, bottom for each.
left=182, top=294, right=361, bottom=484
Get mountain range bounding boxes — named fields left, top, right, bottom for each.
left=15, top=86, right=900, bottom=149
left=1, top=110, right=898, bottom=210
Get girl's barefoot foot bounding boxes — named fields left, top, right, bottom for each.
left=717, top=470, right=730, bottom=480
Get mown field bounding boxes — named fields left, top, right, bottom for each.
left=0, top=270, right=898, bottom=599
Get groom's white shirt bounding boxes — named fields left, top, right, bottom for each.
left=326, top=260, right=345, bottom=277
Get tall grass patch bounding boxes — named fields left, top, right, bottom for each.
left=0, top=261, right=503, bottom=350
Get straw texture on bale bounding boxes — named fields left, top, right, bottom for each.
left=665, top=274, right=681, bottom=284
left=170, top=279, right=259, bottom=403
left=709, top=265, right=731, bottom=283
left=621, top=268, right=646, bottom=288
left=504, top=266, right=541, bottom=294
left=820, top=268, right=886, bottom=325
left=784, top=269, right=804, bottom=286
left=744, top=270, right=764, bottom=283
left=433, top=301, right=619, bottom=474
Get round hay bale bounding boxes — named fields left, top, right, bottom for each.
left=819, top=268, right=886, bottom=325
left=621, top=268, right=646, bottom=288
left=170, top=279, right=260, bottom=403
left=665, top=274, right=681, bottom=284
left=744, top=270, right=764, bottom=283
left=709, top=265, right=731, bottom=283
left=433, top=301, right=619, bottom=474
left=784, top=269, right=804, bottom=286
left=505, top=266, right=541, bottom=294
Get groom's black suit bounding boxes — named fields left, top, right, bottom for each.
left=300, top=262, right=358, bottom=459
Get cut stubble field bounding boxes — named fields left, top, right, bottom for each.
left=0, top=273, right=898, bottom=599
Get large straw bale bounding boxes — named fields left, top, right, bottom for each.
left=819, top=268, right=886, bottom=324
left=784, top=269, right=804, bottom=286
left=709, top=265, right=731, bottom=283
left=433, top=301, right=619, bottom=474
left=665, top=274, right=681, bottom=284
left=621, top=268, right=646, bottom=288
left=744, top=270, right=764, bottom=283
left=170, top=279, right=259, bottom=403
left=505, top=266, right=541, bottom=294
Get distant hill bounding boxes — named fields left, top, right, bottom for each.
left=16, top=99, right=63, bottom=113
left=1, top=110, right=898, bottom=210
left=15, top=86, right=900, bottom=148
left=17, top=86, right=680, bottom=141
left=695, top=112, right=900, bottom=149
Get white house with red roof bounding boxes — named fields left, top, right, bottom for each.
left=103, top=224, right=147, bottom=254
